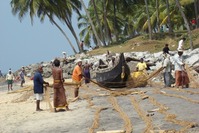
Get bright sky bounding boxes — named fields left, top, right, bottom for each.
left=0, top=1, right=83, bottom=74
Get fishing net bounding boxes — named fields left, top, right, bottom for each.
left=126, top=71, right=148, bottom=88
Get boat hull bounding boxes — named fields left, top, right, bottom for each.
left=96, top=53, right=130, bottom=88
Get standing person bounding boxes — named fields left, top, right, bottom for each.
left=62, top=52, right=68, bottom=66
left=0, top=70, right=3, bottom=77
left=19, top=67, right=25, bottom=87
left=83, top=61, right=92, bottom=85
left=72, top=59, right=83, bottom=98
left=162, top=53, right=172, bottom=87
left=173, top=49, right=189, bottom=88
left=33, top=66, right=49, bottom=111
left=80, top=41, right=84, bottom=52
left=52, top=59, right=69, bottom=112
left=136, top=58, right=147, bottom=72
left=177, top=37, right=186, bottom=51
left=6, top=70, right=15, bottom=91
left=162, top=44, right=170, bottom=54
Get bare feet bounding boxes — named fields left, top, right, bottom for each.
left=66, top=106, right=70, bottom=111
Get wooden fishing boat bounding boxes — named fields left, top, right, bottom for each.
left=96, top=53, right=130, bottom=88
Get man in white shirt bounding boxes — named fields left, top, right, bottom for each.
left=173, top=49, right=189, bottom=88
left=6, top=70, right=15, bottom=91
left=177, top=37, right=186, bottom=51
left=162, top=53, right=172, bottom=87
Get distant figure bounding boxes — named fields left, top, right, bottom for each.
left=62, top=52, right=68, bottom=65
left=88, top=46, right=93, bottom=51
left=162, top=44, right=170, bottom=54
left=19, top=67, right=25, bottom=87
left=72, top=59, right=83, bottom=98
left=6, top=70, right=15, bottom=91
left=106, top=50, right=112, bottom=63
left=80, top=41, right=84, bottom=52
left=33, top=66, right=49, bottom=111
left=136, top=58, right=147, bottom=72
left=177, top=37, right=186, bottom=51
left=62, top=52, right=67, bottom=59
left=0, top=70, right=2, bottom=77
left=52, top=59, right=69, bottom=112
left=191, top=18, right=196, bottom=29
left=83, top=61, right=92, bottom=84
left=162, top=53, right=172, bottom=87
left=173, top=49, right=189, bottom=88
left=160, top=26, right=164, bottom=33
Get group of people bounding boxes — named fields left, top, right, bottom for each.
left=33, top=58, right=92, bottom=112
left=6, top=37, right=190, bottom=112
left=161, top=37, right=189, bottom=88
left=135, top=37, right=190, bottom=89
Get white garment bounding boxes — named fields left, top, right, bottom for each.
left=35, top=93, right=43, bottom=100
left=173, top=54, right=184, bottom=71
left=162, top=57, right=171, bottom=72
left=177, top=39, right=184, bottom=51
left=6, top=73, right=15, bottom=80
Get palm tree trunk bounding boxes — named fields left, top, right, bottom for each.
left=47, top=14, right=77, bottom=54
left=92, top=0, right=106, bottom=46
left=80, top=0, right=102, bottom=47
left=166, top=0, right=172, bottom=34
left=63, top=18, right=81, bottom=51
left=102, top=0, right=112, bottom=44
left=194, top=0, right=198, bottom=28
left=175, top=0, right=193, bottom=50
left=113, top=0, right=119, bottom=42
left=156, top=0, right=160, bottom=32
left=144, top=0, right=152, bottom=40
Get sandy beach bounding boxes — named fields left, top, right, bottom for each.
left=0, top=76, right=199, bottom=133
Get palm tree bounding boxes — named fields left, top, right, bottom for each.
left=144, top=0, right=152, bottom=40
left=10, top=0, right=82, bottom=54
left=175, top=0, right=193, bottom=50
left=156, top=0, right=160, bottom=32
left=90, top=0, right=106, bottom=46
left=166, top=0, right=172, bottom=34
left=79, top=0, right=102, bottom=47
left=194, top=0, right=199, bottom=28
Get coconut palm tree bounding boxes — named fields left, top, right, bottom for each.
left=90, top=0, right=106, bottom=46
left=79, top=0, right=102, bottom=47
left=144, top=0, right=152, bottom=40
left=194, top=0, right=199, bottom=28
left=166, top=0, right=173, bottom=34
left=175, top=0, right=193, bottom=50
left=10, top=0, right=82, bottom=54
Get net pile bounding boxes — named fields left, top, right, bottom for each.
left=126, top=71, right=148, bottom=88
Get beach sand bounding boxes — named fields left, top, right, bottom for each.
left=0, top=77, right=199, bottom=133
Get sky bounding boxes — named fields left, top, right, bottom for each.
left=0, top=1, right=86, bottom=74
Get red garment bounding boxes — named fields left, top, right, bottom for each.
left=191, top=19, right=196, bottom=25
left=53, top=82, right=68, bottom=108
left=175, top=71, right=190, bottom=87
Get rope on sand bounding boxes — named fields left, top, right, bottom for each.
left=129, top=96, right=153, bottom=133
left=108, top=96, right=133, bottom=133
left=8, top=85, right=32, bottom=94
left=88, top=107, right=108, bottom=133
left=148, top=94, right=197, bottom=132
left=156, top=90, right=199, bottom=104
